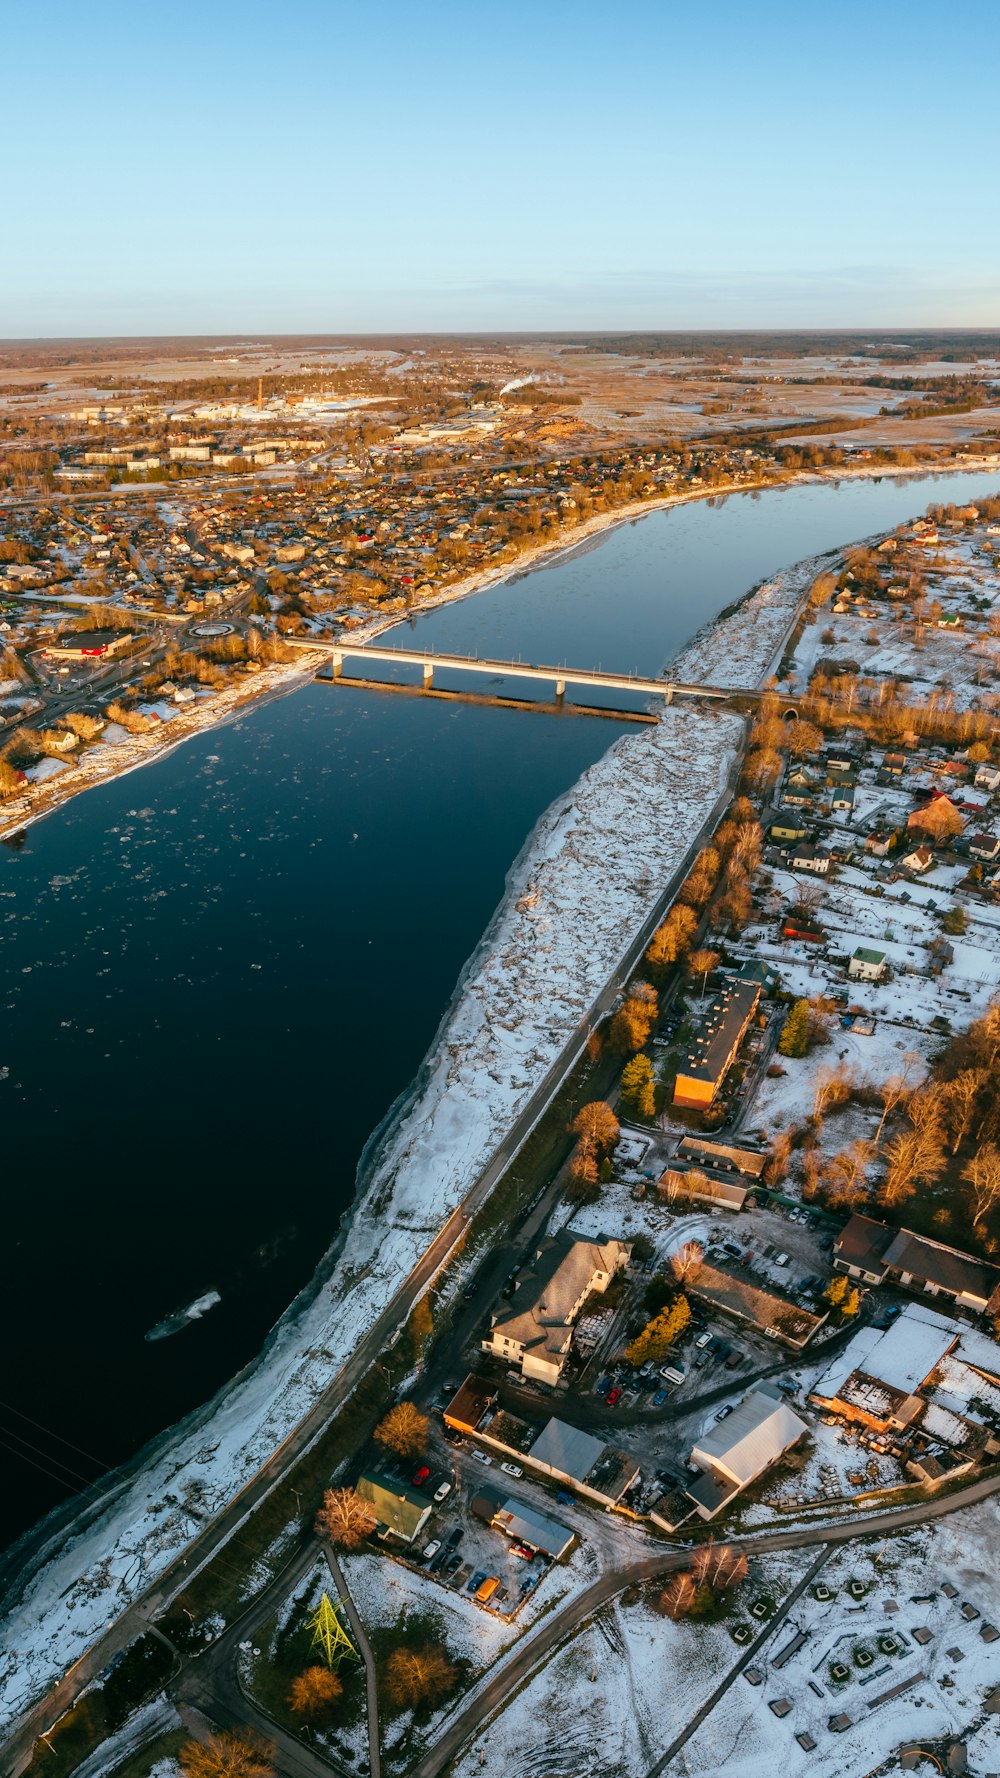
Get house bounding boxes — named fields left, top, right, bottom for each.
left=831, top=783, right=855, bottom=815
left=974, top=763, right=1000, bottom=792
left=849, top=946, right=888, bottom=982
left=483, top=1231, right=631, bottom=1385
left=489, top=1499, right=575, bottom=1561
left=969, top=832, right=1000, bottom=862
left=686, top=1385, right=807, bottom=1519
left=356, top=1471, right=432, bottom=1543
left=443, top=1375, right=498, bottom=1436
left=881, top=752, right=907, bottom=776
left=659, top=1168, right=749, bottom=1211
left=833, top=1214, right=1000, bottom=1315
left=675, top=1136, right=768, bottom=1180
left=734, top=958, right=782, bottom=994
left=673, top=980, right=761, bottom=1109
left=937, top=613, right=962, bottom=629
left=770, top=818, right=809, bottom=844
left=526, top=1416, right=639, bottom=1504
left=782, top=919, right=825, bottom=945
left=902, top=843, right=934, bottom=874
left=865, top=831, right=894, bottom=857
left=791, top=842, right=831, bottom=875
left=809, top=1304, right=957, bottom=1433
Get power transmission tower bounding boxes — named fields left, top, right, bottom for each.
left=307, top=1592, right=358, bottom=1670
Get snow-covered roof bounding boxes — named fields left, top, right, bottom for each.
left=812, top=1302, right=957, bottom=1401
left=692, top=1386, right=807, bottom=1486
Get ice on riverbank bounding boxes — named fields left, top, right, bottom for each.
left=0, top=544, right=815, bottom=1731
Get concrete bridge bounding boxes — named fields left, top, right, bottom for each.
left=289, top=638, right=747, bottom=708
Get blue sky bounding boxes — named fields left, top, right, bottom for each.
left=3, top=0, right=998, bottom=335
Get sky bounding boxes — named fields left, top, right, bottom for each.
left=3, top=0, right=998, bottom=336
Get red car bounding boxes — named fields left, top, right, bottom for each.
left=412, top=1466, right=431, bottom=1487
left=606, top=1387, right=622, bottom=1406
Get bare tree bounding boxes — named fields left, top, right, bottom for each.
left=180, top=1733, right=275, bottom=1778
left=288, top=1666, right=343, bottom=1717
left=314, top=1487, right=378, bottom=1550
left=373, top=1401, right=429, bottom=1460
left=690, top=1540, right=749, bottom=1591
left=385, top=1644, right=458, bottom=1708
left=686, top=948, right=720, bottom=1000
left=942, top=1068, right=986, bottom=1155
left=962, top=1142, right=1000, bottom=1228
left=669, top=1239, right=705, bottom=1285
left=659, top=1571, right=697, bottom=1620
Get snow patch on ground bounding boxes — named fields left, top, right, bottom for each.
left=0, top=543, right=820, bottom=1731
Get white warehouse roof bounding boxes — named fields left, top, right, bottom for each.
left=692, top=1386, right=806, bottom=1486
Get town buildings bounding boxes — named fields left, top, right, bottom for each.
left=672, top=979, right=761, bottom=1110
left=833, top=1214, right=1000, bottom=1317
left=483, top=1231, right=631, bottom=1386
left=686, top=1384, right=807, bottom=1519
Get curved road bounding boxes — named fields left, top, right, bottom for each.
left=3, top=718, right=747, bottom=1776
left=405, top=1469, right=1000, bottom=1778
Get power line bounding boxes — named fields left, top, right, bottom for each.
left=0, top=1422, right=97, bottom=1489
left=0, top=1395, right=110, bottom=1471
left=0, top=1433, right=87, bottom=1496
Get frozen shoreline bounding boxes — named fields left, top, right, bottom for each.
left=3, top=460, right=997, bottom=1731
left=0, top=537, right=820, bottom=1732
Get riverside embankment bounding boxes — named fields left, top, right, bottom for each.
left=2, top=466, right=999, bottom=1742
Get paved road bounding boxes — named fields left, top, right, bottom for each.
left=405, top=1470, right=1000, bottom=1778
left=2, top=722, right=748, bottom=1775
left=324, top=1548, right=380, bottom=1778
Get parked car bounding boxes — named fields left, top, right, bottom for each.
left=500, top=1460, right=523, bottom=1478
left=606, top=1386, right=622, bottom=1406
left=422, top=1540, right=441, bottom=1562
left=433, top=1480, right=452, bottom=1504
left=467, top=1570, right=487, bottom=1593
left=695, top=1331, right=712, bottom=1349
left=471, top=1449, right=493, bottom=1466
left=412, top=1466, right=430, bottom=1487
left=509, top=1541, right=533, bottom=1559
left=595, top=1375, right=612, bottom=1394
left=444, top=1553, right=462, bottom=1573
left=445, top=1526, right=464, bottom=1547
left=652, top=1388, right=668, bottom=1406
left=715, top=1404, right=734, bottom=1422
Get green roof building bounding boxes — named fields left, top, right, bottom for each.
left=357, top=1471, right=432, bottom=1543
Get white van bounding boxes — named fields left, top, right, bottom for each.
left=658, top=1365, right=686, bottom=1386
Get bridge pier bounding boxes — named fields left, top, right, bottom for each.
left=332, top=650, right=343, bottom=681
left=555, top=677, right=565, bottom=705
left=664, top=685, right=673, bottom=704
left=422, top=661, right=433, bottom=689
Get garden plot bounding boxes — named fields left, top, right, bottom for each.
left=672, top=1508, right=1000, bottom=1778
left=452, top=1552, right=812, bottom=1778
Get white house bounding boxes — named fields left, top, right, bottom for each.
left=483, top=1231, right=631, bottom=1386
left=849, top=946, right=888, bottom=982
left=687, top=1386, right=807, bottom=1519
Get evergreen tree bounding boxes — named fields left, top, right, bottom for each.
left=621, top=1054, right=656, bottom=1119
left=778, top=999, right=810, bottom=1058
left=625, top=1296, right=691, bottom=1366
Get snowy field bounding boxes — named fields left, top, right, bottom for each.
left=673, top=1508, right=1000, bottom=1778
left=462, top=1510, right=1000, bottom=1778
left=448, top=1550, right=808, bottom=1778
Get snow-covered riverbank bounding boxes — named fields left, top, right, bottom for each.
left=0, top=539, right=862, bottom=1731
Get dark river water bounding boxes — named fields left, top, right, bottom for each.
left=2, top=469, right=997, bottom=1550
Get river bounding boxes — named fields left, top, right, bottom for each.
left=2, top=466, right=997, bottom=1551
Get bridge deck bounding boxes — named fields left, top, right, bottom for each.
left=289, top=638, right=741, bottom=701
